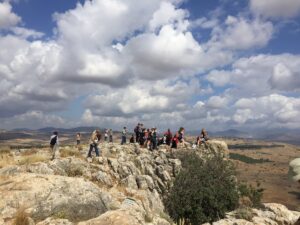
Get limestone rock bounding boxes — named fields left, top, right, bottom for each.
left=0, top=173, right=111, bottom=222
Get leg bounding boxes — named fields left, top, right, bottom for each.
left=95, top=145, right=100, bottom=157
left=87, top=144, right=93, bottom=157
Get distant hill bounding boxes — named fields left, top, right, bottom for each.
left=0, top=131, right=32, bottom=140
left=211, top=129, right=253, bottom=139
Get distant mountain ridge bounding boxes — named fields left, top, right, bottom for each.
left=2, top=127, right=300, bottom=145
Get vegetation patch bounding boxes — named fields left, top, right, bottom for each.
left=60, top=148, right=82, bottom=158
left=165, top=153, right=239, bottom=225
left=238, top=182, right=264, bottom=208
left=228, top=144, right=284, bottom=150
left=230, top=153, right=272, bottom=164
left=18, top=155, right=48, bottom=166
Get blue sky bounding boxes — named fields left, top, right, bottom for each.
left=0, top=0, right=300, bottom=131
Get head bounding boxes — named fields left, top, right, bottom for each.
left=124, top=127, right=126, bottom=130
left=77, top=132, right=80, bottom=136
left=53, top=131, right=58, bottom=135
left=179, top=127, right=185, bottom=133
left=168, top=128, right=170, bottom=132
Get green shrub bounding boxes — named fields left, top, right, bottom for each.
left=165, top=153, right=239, bottom=225
left=238, top=182, right=264, bottom=208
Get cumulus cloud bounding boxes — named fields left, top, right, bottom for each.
left=0, top=111, right=66, bottom=129
left=0, top=1, right=21, bottom=29
left=0, top=0, right=299, bottom=132
left=208, top=16, right=274, bottom=50
left=233, top=94, right=300, bottom=128
left=206, top=54, right=300, bottom=96
left=250, top=0, right=300, bottom=18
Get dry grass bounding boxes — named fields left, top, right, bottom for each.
left=0, top=153, right=15, bottom=168
left=60, top=148, right=82, bottom=158
left=13, top=206, right=31, bottom=225
left=20, top=149, right=38, bottom=156
left=18, top=155, right=48, bottom=166
left=0, top=147, right=11, bottom=155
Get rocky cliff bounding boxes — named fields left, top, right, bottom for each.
left=0, top=141, right=299, bottom=225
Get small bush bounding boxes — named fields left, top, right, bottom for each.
left=165, top=153, right=239, bottom=225
left=65, top=165, right=83, bottom=177
left=235, top=207, right=253, bottom=221
left=238, top=182, right=264, bottom=208
left=13, top=206, right=31, bottom=225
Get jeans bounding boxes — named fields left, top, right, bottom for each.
left=121, top=135, right=126, bottom=145
left=88, top=144, right=100, bottom=157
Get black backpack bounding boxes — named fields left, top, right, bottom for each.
left=50, top=135, right=57, bottom=146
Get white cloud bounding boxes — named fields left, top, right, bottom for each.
left=0, top=111, right=66, bottom=129
left=206, top=54, right=300, bottom=95
left=233, top=94, right=300, bottom=128
left=250, top=0, right=300, bottom=18
left=10, top=27, right=44, bottom=39
left=208, top=16, right=274, bottom=50
left=0, top=2, right=21, bottom=29
left=149, top=1, right=188, bottom=31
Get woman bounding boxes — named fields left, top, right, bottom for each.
left=178, top=127, right=185, bottom=146
left=76, top=132, right=81, bottom=146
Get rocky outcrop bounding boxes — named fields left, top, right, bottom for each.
left=203, top=203, right=300, bottom=225
left=0, top=173, right=112, bottom=222
left=0, top=140, right=298, bottom=225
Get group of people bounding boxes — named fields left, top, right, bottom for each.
left=49, top=125, right=210, bottom=160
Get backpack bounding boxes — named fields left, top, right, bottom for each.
left=50, top=135, right=57, bottom=146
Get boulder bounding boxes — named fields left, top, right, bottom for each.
left=0, top=173, right=111, bottom=222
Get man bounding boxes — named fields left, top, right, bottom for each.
left=50, top=131, right=59, bottom=160
left=134, top=123, right=140, bottom=142
left=121, top=127, right=127, bottom=145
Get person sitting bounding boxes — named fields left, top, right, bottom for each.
left=130, top=134, right=135, bottom=143
left=171, top=132, right=179, bottom=149
left=197, top=128, right=209, bottom=145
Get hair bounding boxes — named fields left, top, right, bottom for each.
left=53, top=131, right=58, bottom=135
left=178, top=127, right=185, bottom=133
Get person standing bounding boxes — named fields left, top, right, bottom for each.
left=50, top=131, right=59, bottom=160
left=165, top=129, right=172, bottom=146
left=104, top=129, right=108, bottom=142
left=151, top=128, right=158, bottom=150
left=76, top=133, right=81, bottom=146
left=87, top=130, right=100, bottom=158
left=121, top=127, right=127, bottom=145
left=109, top=129, right=113, bottom=143
left=134, top=123, right=140, bottom=142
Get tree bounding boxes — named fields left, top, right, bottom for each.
left=165, top=153, right=239, bottom=225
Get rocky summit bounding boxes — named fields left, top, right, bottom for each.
left=0, top=141, right=299, bottom=225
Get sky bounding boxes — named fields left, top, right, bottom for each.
left=0, top=0, right=300, bottom=131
